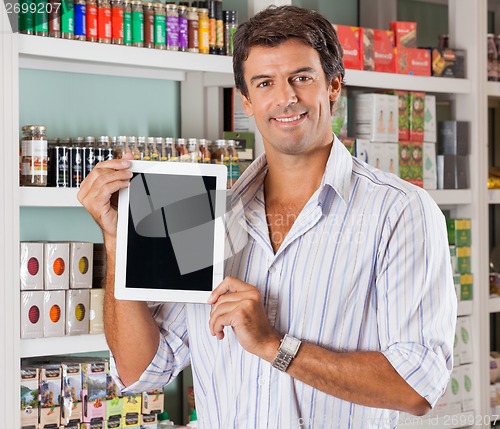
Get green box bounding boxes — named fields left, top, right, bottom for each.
left=223, top=131, right=254, bottom=161
left=332, top=87, right=348, bottom=138
left=455, top=219, right=471, bottom=246
left=399, top=140, right=423, bottom=187
left=456, top=246, right=471, bottom=274
left=342, top=137, right=356, bottom=155
left=460, top=273, right=473, bottom=301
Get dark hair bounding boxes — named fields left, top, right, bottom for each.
left=232, top=5, right=345, bottom=99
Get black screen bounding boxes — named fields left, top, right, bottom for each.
left=125, top=172, right=217, bottom=292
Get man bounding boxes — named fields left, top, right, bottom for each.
left=78, top=5, right=456, bottom=428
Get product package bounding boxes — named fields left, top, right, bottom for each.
left=141, top=389, right=164, bottom=415
left=39, top=364, right=62, bottom=428
left=432, top=48, right=466, bottom=78
left=21, top=290, right=44, bottom=339
left=395, top=47, right=431, bottom=76
left=81, top=360, right=107, bottom=422
left=461, top=364, right=474, bottom=412
left=20, top=242, right=44, bottom=290
left=44, top=242, right=70, bottom=290
left=89, top=288, right=105, bottom=334
left=385, top=143, right=400, bottom=176
left=390, top=21, right=417, bottom=48
left=106, top=373, right=124, bottom=421
left=458, top=316, right=473, bottom=364
left=70, top=242, right=94, bottom=289
left=424, top=95, right=437, bottom=143
left=43, top=290, right=66, bottom=337
left=372, top=29, right=396, bottom=73
left=92, top=243, right=107, bottom=289
left=20, top=366, right=39, bottom=428
left=341, top=137, right=356, bottom=156
left=399, top=140, right=423, bottom=187
left=60, top=361, right=83, bottom=425
left=332, top=24, right=363, bottom=70
left=423, top=142, right=437, bottom=190
left=383, top=90, right=410, bottom=141
left=331, top=87, right=348, bottom=138
left=408, top=92, right=425, bottom=142
left=66, top=289, right=90, bottom=335
left=438, top=121, right=470, bottom=155
left=354, top=93, right=388, bottom=142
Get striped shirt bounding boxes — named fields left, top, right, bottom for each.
left=114, top=137, right=457, bottom=429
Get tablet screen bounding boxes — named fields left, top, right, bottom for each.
left=124, top=172, right=217, bottom=292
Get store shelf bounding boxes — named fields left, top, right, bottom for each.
left=458, top=300, right=473, bottom=317
left=21, top=333, right=108, bottom=357
left=345, top=69, right=471, bottom=94
left=18, top=34, right=233, bottom=81
left=398, top=411, right=474, bottom=429
left=20, top=187, right=81, bottom=207
left=427, top=189, right=472, bottom=206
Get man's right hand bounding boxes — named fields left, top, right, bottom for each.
left=77, top=153, right=134, bottom=241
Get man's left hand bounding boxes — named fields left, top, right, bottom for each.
left=208, top=276, right=281, bottom=361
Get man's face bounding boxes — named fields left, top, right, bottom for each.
left=240, top=39, right=342, bottom=156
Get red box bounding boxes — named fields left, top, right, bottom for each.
left=373, top=29, right=395, bottom=73
left=333, top=24, right=363, bottom=70
left=395, top=47, right=431, bottom=76
left=390, top=21, right=417, bottom=48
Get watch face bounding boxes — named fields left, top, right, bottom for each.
left=281, top=335, right=301, bottom=356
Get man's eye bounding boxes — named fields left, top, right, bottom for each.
left=257, top=81, right=271, bottom=88
left=295, top=76, right=311, bottom=82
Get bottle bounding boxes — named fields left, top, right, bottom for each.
left=198, top=8, right=209, bottom=54
left=488, top=33, right=498, bottom=82
left=154, top=2, right=166, bottom=49
left=97, top=0, right=112, bottom=43
left=186, top=138, right=199, bottom=162
left=131, top=0, right=144, bottom=47
left=176, top=138, right=189, bottom=162
left=166, top=4, right=179, bottom=51
left=86, top=0, right=98, bottom=42
left=223, top=10, right=237, bottom=55
left=143, top=1, right=155, bottom=48
left=111, top=0, right=124, bottom=45
left=123, top=0, right=132, bottom=45
left=225, top=139, right=239, bottom=188
left=20, top=125, right=48, bottom=187
left=198, top=138, right=211, bottom=163
left=187, top=7, right=199, bottom=53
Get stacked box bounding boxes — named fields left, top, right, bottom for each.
left=424, top=95, right=437, bottom=143
left=363, top=29, right=396, bottom=73
left=39, top=364, right=62, bottom=428
left=432, top=48, right=466, bottom=78
left=438, top=121, right=470, bottom=155
left=141, top=390, right=164, bottom=415
left=20, top=367, right=39, bottom=429
left=81, top=360, right=107, bottom=422
left=60, top=362, right=83, bottom=425
left=461, top=364, right=474, bottom=412
left=44, top=242, right=70, bottom=290
left=408, top=92, right=425, bottom=142
left=333, top=24, right=363, bottom=70
left=106, top=373, right=124, bottom=421
left=423, top=142, right=437, bottom=190
left=90, top=288, right=105, bottom=334
left=92, top=243, right=107, bottom=290
left=43, top=290, right=66, bottom=337
left=21, top=291, right=44, bottom=339
left=399, top=141, right=423, bottom=187
left=122, top=392, right=142, bottom=428
left=331, top=87, right=348, bottom=138
left=354, top=93, right=388, bottom=142
left=383, top=90, right=409, bottom=141
left=66, top=289, right=90, bottom=335
left=69, top=242, right=94, bottom=289
left=395, top=47, right=431, bottom=76
left=390, top=21, right=417, bottom=48
left=20, top=242, right=44, bottom=290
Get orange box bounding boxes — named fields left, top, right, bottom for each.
left=390, top=21, right=417, bottom=48
left=333, top=24, right=363, bottom=70
left=373, top=29, right=395, bottom=73
left=395, top=47, right=431, bottom=76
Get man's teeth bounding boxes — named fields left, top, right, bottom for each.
left=275, top=114, right=302, bottom=122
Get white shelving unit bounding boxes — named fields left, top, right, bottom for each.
left=0, top=1, right=491, bottom=428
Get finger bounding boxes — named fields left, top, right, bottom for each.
left=78, top=160, right=131, bottom=200
left=210, top=311, right=238, bottom=340
left=210, top=290, right=258, bottom=312
left=78, top=169, right=132, bottom=206
left=209, top=300, right=241, bottom=335
left=207, top=276, right=253, bottom=304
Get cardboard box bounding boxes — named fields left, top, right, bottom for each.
left=341, top=137, right=356, bottom=156
left=60, top=362, right=83, bottom=425
left=456, top=155, right=469, bottom=189
left=423, top=142, right=437, bottom=190
left=89, top=288, right=105, bottom=334
left=390, top=21, right=417, bottom=48
left=399, top=141, right=423, bottom=187
left=449, top=245, right=457, bottom=273
left=433, top=366, right=462, bottom=416
left=395, top=47, right=431, bottom=76
left=437, top=154, right=456, bottom=189
left=354, top=139, right=383, bottom=167
left=66, top=289, right=90, bottom=335
left=454, top=273, right=461, bottom=302
left=122, top=393, right=142, bottom=416
left=81, top=360, right=107, bottom=422
left=386, top=95, right=399, bottom=142
left=106, top=373, right=123, bottom=421
left=92, top=243, right=106, bottom=290
left=460, top=274, right=473, bottom=302
left=408, top=92, right=425, bottom=142
left=461, top=364, right=474, bottom=411
left=21, top=291, right=44, bottom=339
left=122, top=412, right=141, bottom=428
left=432, top=48, right=466, bottom=78
left=333, top=24, right=363, bottom=70
left=383, top=90, right=409, bottom=141
left=447, top=218, right=472, bottom=246
left=20, top=242, right=44, bottom=290
left=331, top=87, right=348, bottom=138
left=69, top=242, right=93, bottom=289
left=44, top=242, right=70, bottom=290
left=105, top=418, right=123, bottom=429
left=20, top=367, right=39, bottom=428
left=453, top=321, right=461, bottom=365
left=456, top=246, right=471, bottom=274
left=141, top=390, right=164, bottom=415
left=438, top=121, right=470, bottom=155
left=424, top=95, right=437, bottom=143
left=81, top=421, right=104, bottom=429
left=39, top=364, right=62, bottom=428
left=43, top=290, right=66, bottom=337
left=374, top=29, right=396, bottom=73
left=354, top=93, right=388, bottom=142
left=140, top=412, right=158, bottom=425
left=362, top=28, right=375, bottom=71
left=458, top=316, right=473, bottom=364
left=385, top=143, right=400, bottom=176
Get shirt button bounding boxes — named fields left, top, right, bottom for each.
left=258, top=377, right=267, bottom=386
left=269, top=266, right=276, bottom=274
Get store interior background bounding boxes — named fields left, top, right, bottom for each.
left=18, top=0, right=476, bottom=424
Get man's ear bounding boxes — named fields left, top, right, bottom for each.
left=329, top=75, right=342, bottom=104
left=240, top=91, right=254, bottom=117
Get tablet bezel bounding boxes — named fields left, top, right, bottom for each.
left=114, top=160, right=227, bottom=303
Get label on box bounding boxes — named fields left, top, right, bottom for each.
left=396, top=47, right=431, bottom=76
left=333, top=24, right=363, bottom=70
left=374, top=29, right=395, bottom=73
left=390, top=21, right=417, bottom=48
left=409, top=92, right=425, bottom=142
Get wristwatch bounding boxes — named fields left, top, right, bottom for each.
left=272, top=334, right=302, bottom=372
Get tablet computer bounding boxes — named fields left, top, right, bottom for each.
left=115, top=160, right=227, bottom=303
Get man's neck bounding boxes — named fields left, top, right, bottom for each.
left=264, top=143, right=332, bottom=204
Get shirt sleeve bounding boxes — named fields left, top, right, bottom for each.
left=110, top=302, right=191, bottom=393
left=376, top=189, right=457, bottom=408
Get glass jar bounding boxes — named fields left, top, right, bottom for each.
left=114, top=136, right=127, bottom=158
left=21, top=125, right=48, bottom=187
left=198, top=138, right=211, bottom=163
left=178, top=5, right=188, bottom=52
left=151, top=137, right=161, bottom=161
left=225, top=139, right=239, bottom=188
left=48, top=0, right=61, bottom=37
left=186, top=138, right=199, bottom=162
left=86, top=0, right=98, bottom=42
left=223, top=10, right=237, bottom=56
left=162, top=137, right=176, bottom=161
left=214, top=0, right=223, bottom=54
left=98, top=0, right=112, bottom=43
left=197, top=8, right=209, bottom=54
left=61, top=0, right=75, bottom=39
left=154, top=3, right=166, bottom=49
left=123, top=0, right=132, bottom=45
left=187, top=7, right=198, bottom=53
left=211, top=139, right=226, bottom=165
left=34, top=0, right=49, bottom=37
left=111, top=0, right=124, bottom=44
left=166, top=4, right=179, bottom=51
left=73, top=0, right=86, bottom=40
left=143, top=1, right=155, bottom=48
left=131, top=0, right=144, bottom=47
left=176, top=138, right=190, bottom=162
